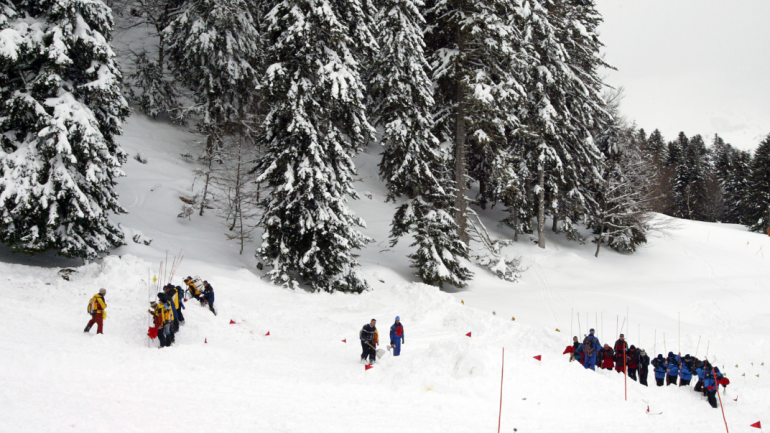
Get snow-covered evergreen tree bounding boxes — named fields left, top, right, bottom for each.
left=672, top=133, right=709, bottom=220
left=722, top=148, right=752, bottom=224
left=370, top=0, right=472, bottom=287
left=517, top=0, right=607, bottom=248
left=0, top=0, right=129, bottom=259
left=424, top=0, right=524, bottom=242
left=127, top=50, right=178, bottom=118
left=164, top=0, right=262, bottom=130
left=745, top=134, right=770, bottom=233
left=253, top=0, right=375, bottom=292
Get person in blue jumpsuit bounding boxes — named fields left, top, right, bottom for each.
left=665, top=352, right=680, bottom=386
left=582, top=329, right=602, bottom=370
left=703, top=363, right=724, bottom=408
left=389, top=316, right=405, bottom=356
left=651, top=354, right=667, bottom=386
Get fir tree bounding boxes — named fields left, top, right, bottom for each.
left=723, top=149, right=752, bottom=224
left=745, top=134, right=770, bottom=233
left=0, top=0, right=129, bottom=259
left=424, top=0, right=524, bottom=242
left=518, top=0, right=608, bottom=248
left=371, top=0, right=472, bottom=287
left=253, top=0, right=375, bottom=292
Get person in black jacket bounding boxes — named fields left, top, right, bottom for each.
left=627, top=345, right=640, bottom=381
left=638, top=349, right=651, bottom=386
left=203, top=281, right=216, bottom=315
left=360, top=319, right=377, bottom=365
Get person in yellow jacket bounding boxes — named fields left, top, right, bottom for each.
left=84, top=289, right=107, bottom=334
left=184, top=276, right=205, bottom=307
left=149, top=300, right=172, bottom=348
left=157, top=292, right=176, bottom=345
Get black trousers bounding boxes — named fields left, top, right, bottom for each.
left=177, top=307, right=185, bottom=323
left=159, top=324, right=171, bottom=347
left=694, top=380, right=704, bottom=392
left=628, top=368, right=638, bottom=381
left=666, top=374, right=678, bottom=386
left=656, top=377, right=664, bottom=386
left=639, top=370, right=648, bottom=386
left=680, top=378, right=691, bottom=387
left=208, top=300, right=216, bottom=315
left=360, top=341, right=376, bottom=362
left=707, top=391, right=718, bottom=408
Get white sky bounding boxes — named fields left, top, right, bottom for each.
left=596, top=0, right=770, bottom=151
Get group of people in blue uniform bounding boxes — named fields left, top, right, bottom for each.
left=569, top=329, right=728, bottom=408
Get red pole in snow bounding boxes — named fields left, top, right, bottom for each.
left=712, top=364, right=729, bottom=433
left=498, top=348, right=505, bottom=433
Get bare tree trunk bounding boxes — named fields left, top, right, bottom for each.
left=537, top=163, right=546, bottom=249
left=453, top=42, right=469, bottom=244
left=552, top=216, right=558, bottom=233
left=595, top=225, right=604, bottom=257
left=513, top=214, right=519, bottom=242
left=199, top=135, right=214, bottom=216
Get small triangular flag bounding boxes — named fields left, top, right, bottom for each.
left=555, top=328, right=560, bottom=332
left=365, top=364, right=373, bottom=371
left=534, top=355, right=542, bottom=361
left=734, top=396, right=738, bottom=402
left=750, top=421, right=761, bottom=429
left=756, top=374, right=760, bottom=378
left=461, top=300, right=465, bottom=305
left=736, top=364, right=739, bottom=368
left=762, top=362, right=765, bottom=366
left=646, top=406, right=650, bottom=413
left=342, top=339, right=347, bottom=343
left=742, top=373, right=746, bottom=377
left=230, top=320, right=236, bottom=324
left=511, top=317, right=515, bottom=321
left=265, top=331, right=270, bottom=336
left=466, top=332, right=472, bottom=337
left=205, top=338, right=207, bottom=343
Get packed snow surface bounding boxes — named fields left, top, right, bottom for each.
left=1, top=113, right=769, bottom=432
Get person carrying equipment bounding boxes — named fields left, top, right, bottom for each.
left=652, top=354, right=667, bottom=386
left=163, top=285, right=183, bottom=330
left=184, top=277, right=205, bottom=307
left=665, top=352, right=680, bottom=385
left=202, top=281, right=216, bottom=315
left=360, top=319, right=378, bottom=365
left=389, top=317, right=405, bottom=356
left=679, top=354, right=695, bottom=386
left=148, top=301, right=169, bottom=348
left=84, top=289, right=107, bottom=334
left=581, top=329, right=601, bottom=371
left=638, top=348, right=651, bottom=386
left=157, top=292, right=175, bottom=345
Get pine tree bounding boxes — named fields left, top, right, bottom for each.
left=424, top=0, right=524, bottom=242
left=253, top=0, right=375, bottom=292
left=164, top=0, right=262, bottom=215
left=370, top=0, right=472, bottom=287
left=745, top=134, right=770, bottom=233
left=518, top=0, right=607, bottom=248
left=0, top=0, right=129, bottom=259
left=723, top=149, right=752, bottom=224
left=672, top=134, right=710, bottom=220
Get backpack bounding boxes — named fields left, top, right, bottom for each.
left=87, top=297, right=93, bottom=314
left=583, top=336, right=595, bottom=356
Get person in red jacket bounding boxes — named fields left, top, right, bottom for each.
left=600, top=344, right=615, bottom=370
left=614, top=334, right=628, bottom=373
left=627, top=345, right=640, bottom=381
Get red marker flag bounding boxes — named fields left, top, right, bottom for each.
left=205, top=338, right=207, bottom=344
left=647, top=406, right=650, bottom=413
left=534, top=355, right=542, bottom=361
left=342, top=339, right=347, bottom=343
left=734, top=396, right=738, bottom=402
left=466, top=332, right=472, bottom=337
left=230, top=320, right=236, bottom=324
left=563, top=346, right=575, bottom=355
left=751, top=421, right=761, bottom=429
left=365, top=364, right=373, bottom=371
left=265, top=331, right=270, bottom=336
left=147, top=327, right=159, bottom=339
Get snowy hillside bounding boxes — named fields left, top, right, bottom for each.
left=1, top=112, right=769, bottom=432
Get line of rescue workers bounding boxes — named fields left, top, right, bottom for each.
left=568, top=329, right=729, bottom=409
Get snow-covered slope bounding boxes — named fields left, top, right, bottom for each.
left=1, top=112, right=769, bottom=432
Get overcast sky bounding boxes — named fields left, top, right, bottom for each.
left=595, top=0, right=770, bottom=151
